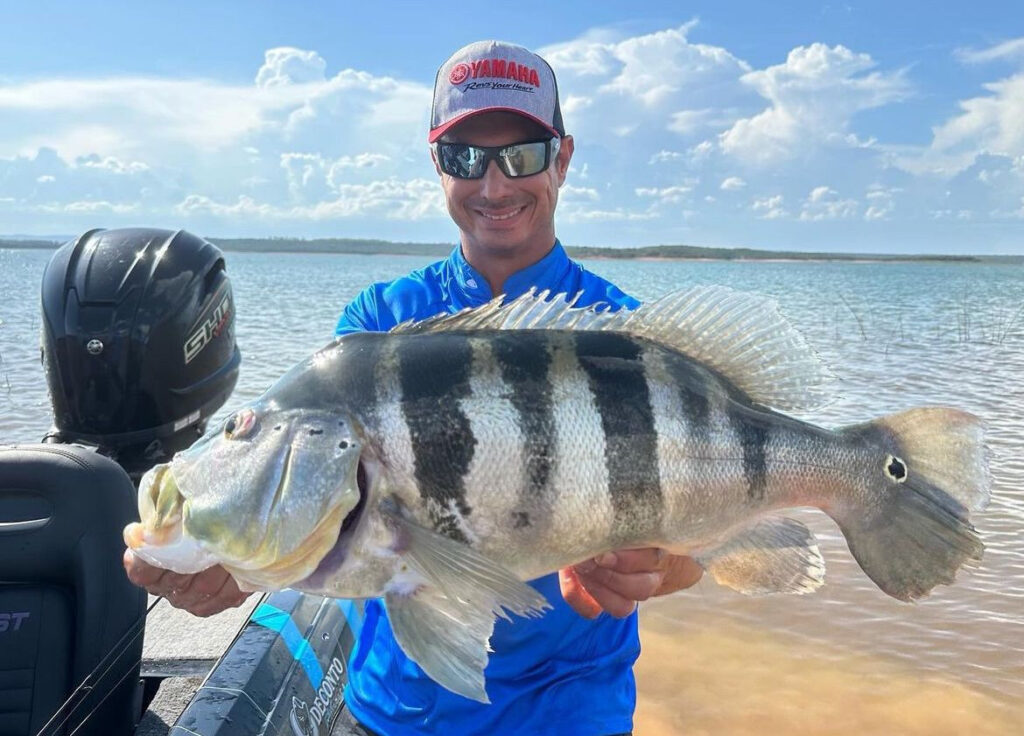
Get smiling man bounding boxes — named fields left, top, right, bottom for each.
left=124, top=39, right=703, bottom=736
left=330, top=40, right=704, bottom=736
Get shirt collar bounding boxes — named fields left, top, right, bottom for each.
left=448, top=240, right=573, bottom=305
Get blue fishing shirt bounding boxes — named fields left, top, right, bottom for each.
left=335, top=241, right=641, bottom=736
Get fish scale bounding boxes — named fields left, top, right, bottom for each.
left=127, top=286, right=991, bottom=704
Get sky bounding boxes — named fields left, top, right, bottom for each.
left=0, top=1, right=1021, bottom=253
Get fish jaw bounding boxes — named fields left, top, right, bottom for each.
left=144, top=405, right=366, bottom=585
left=124, top=464, right=218, bottom=574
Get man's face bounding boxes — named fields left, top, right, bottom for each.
left=434, top=111, right=574, bottom=264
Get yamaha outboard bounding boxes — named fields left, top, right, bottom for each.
left=0, top=227, right=241, bottom=735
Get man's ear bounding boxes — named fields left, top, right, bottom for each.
left=430, top=145, right=443, bottom=177
left=555, top=135, right=574, bottom=185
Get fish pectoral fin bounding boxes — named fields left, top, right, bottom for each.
left=385, top=585, right=493, bottom=703
left=695, top=515, right=825, bottom=595
left=385, top=508, right=551, bottom=621
left=381, top=510, right=551, bottom=702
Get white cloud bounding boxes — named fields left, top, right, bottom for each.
left=540, top=23, right=752, bottom=147
left=719, top=44, right=910, bottom=165
left=62, top=200, right=140, bottom=214
left=689, top=141, right=714, bottom=160
left=635, top=185, right=692, bottom=204
left=667, top=109, right=717, bottom=135
left=255, top=48, right=327, bottom=88
left=0, top=78, right=292, bottom=157
left=920, top=74, right=1024, bottom=174
left=559, top=205, right=655, bottom=222
left=799, top=186, right=859, bottom=220
left=649, top=150, right=684, bottom=164
left=720, top=176, right=746, bottom=191
left=956, top=37, right=1024, bottom=65
left=175, top=177, right=444, bottom=222
left=561, top=185, right=600, bottom=202
left=930, top=209, right=974, bottom=220
left=76, top=154, right=150, bottom=173
left=864, top=185, right=900, bottom=220
left=751, top=194, right=788, bottom=219
left=0, top=25, right=1019, bottom=251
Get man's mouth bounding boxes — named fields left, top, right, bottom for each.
left=477, top=205, right=526, bottom=221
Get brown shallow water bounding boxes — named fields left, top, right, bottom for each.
left=635, top=604, right=1021, bottom=736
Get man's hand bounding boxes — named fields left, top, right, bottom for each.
left=123, top=549, right=252, bottom=617
left=559, top=549, right=703, bottom=619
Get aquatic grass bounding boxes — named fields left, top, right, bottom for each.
left=0, top=320, right=11, bottom=394
left=826, top=293, right=1023, bottom=347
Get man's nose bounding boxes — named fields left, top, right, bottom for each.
left=478, top=159, right=513, bottom=199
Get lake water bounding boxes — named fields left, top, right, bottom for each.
left=2, top=247, right=1022, bottom=734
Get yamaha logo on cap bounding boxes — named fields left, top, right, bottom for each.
left=449, top=63, right=471, bottom=85
left=86, top=339, right=104, bottom=356
left=429, top=40, right=564, bottom=144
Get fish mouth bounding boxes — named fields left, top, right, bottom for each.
left=300, top=459, right=369, bottom=586
left=340, top=460, right=368, bottom=534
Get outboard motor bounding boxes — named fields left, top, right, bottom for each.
left=0, top=228, right=241, bottom=735
left=40, top=227, right=241, bottom=483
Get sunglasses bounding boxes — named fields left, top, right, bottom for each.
left=434, top=137, right=561, bottom=180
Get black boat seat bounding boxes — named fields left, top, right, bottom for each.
left=0, top=444, right=146, bottom=736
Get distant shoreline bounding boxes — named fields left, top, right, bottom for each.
left=2, top=237, right=1020, bottom=264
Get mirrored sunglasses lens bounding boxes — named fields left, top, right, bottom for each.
left=499, top=141, right=548, bottom=177
left=440, top=144, right=484, bottom=178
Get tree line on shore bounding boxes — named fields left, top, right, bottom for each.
left=1, top=236, right=1013, bottom=263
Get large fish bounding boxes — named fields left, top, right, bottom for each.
left=124, top=286, right=990, bottom=703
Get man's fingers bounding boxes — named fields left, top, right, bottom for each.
left=583, top=585, right=637, bottom=619
left=123, top=548, right=166, bottom=587
left=186, top=576, right=251, bottom=618
left=123, top=549, right=252, bottom=616
left=558, top=567, right=604, bottom=619
left=577, top=566, right=663, bottom=605
left=594, top=548, right=666, bottom=574
left=178, top=565, right=231, bottom=599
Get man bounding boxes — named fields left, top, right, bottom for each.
left=125, top=40, right=702, bottom=734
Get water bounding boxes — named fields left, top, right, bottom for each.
left=2, top=248, right=1022, bottom=733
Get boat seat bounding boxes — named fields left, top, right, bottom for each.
left=0, top=444, right=146, bottom=736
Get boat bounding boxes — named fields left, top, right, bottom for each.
left=0, top=228, right=364, bottom=736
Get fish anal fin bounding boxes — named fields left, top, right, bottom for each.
left=696, top=516, right=825, bottom=595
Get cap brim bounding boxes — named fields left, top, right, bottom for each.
left=428, top=108, right=561, bottom=143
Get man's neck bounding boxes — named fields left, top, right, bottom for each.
left=461, top=238, right=557, bottom=295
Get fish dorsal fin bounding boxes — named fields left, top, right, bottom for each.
left=391, top=286, right=834, bottom=411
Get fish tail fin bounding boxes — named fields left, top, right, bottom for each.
left=831, top=407, right=990, bottom=601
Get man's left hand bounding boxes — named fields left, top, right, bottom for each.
left=559, top=549, right=704, bottom=619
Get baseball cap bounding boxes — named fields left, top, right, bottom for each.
left=429, top=40, right=565, bottom=143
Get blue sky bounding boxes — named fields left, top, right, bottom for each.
left=1, top=1, right=1021, bottom=253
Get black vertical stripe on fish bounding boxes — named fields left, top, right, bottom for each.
left=660, top=351, right=713, bottom=433
left=397, top=333, right=475, bottom=543
left=574, top=332, right=662, bottom=537
left=730, top=408, right=769, bottom=501
left=491, top=331, right=555, bottom=501
left=330, top=333, right=383, bottom=422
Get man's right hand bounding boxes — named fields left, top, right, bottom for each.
left=123, top=548, right=252, bottom=617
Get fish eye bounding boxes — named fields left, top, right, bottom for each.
left=224, top=408, right=258, bottom=440
left=884, top=454, right=907, bottom=483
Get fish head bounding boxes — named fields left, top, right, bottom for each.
left=127, top=398, right=366, bottom=589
